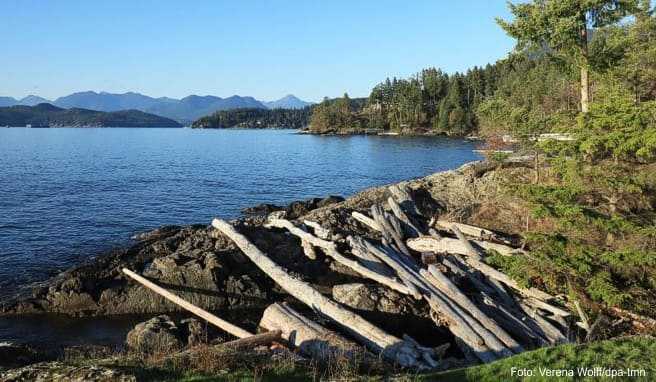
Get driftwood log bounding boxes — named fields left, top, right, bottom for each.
left=212, top=218, right=439, bottom=369
left=266, top=218, right=413, bottom=296
left=407, top=236, right=525, bottom=257
left=259, top=303, right=364, bottom=363
left=122, top=268, right=253, bottom=339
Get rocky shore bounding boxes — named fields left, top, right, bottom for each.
left=0, top=160, right=535, bottom=380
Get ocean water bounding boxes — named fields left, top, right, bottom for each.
left=0, top=128, right=481, bottom=298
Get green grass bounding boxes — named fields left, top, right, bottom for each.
left=426, top=336, right=656, bottom=382
left=71, top=336, right=656, bottom=381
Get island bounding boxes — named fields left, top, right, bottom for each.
left=0, top=103, right=182, bottom=128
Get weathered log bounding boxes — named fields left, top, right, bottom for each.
left=388, top=196, right=421, bottom=237
left=218, top=330, right=282, bottom=350
left=359, top=239, right=423, bottom=300
left=352, top=211, right=382, bottom=233
left=212, top=218, right=438, bottom=369
left=122, top=268, right=253, bottom=339
left=346, top=235, right=396, bottom=278
left=463, top=258, right=555, bottom=301
left=574, top=301, right=590, bottom=332
left=301, top=240, right=317, bottom=260
left=408, top=243, right=552, bottom=301
left=259, top=303, right=364, bottom=363
left=407, top=236, right=525, bottom=257
left=452, top=226, right=483, bottom=260
left=424, top=265, right=523, bottom=353
left=421, top=272, right=516, bottom=359
left=266, top=218, right=412, bottom=296
left=303, top=220, right=331, bottom=240
left=371, top=205, right=413, bottom=257
left=388, top=184, right=422, bottom=217
left=525, top=297, right=571, bottom=317
left=160, top=330, right=282, bottom=365
left=519, top=302, right=569, bottom=344
left=359, top=240, right=508, bottom=362
left=442, top=256, right=552, bottom=346
left=435, top=221, right=512, bottom=245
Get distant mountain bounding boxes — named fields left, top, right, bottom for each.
left=54, top=91, right=163, bottom=112
left=263, top=94, right=313, bottom=109
left=49, top=91, right=268, bottom=124
left=0, top=103, right=181, bottom=127
left=145, top=95, right=267, bottom=123
left=0, top=97, right=17, bottom=107
left=19, top=95, right=51, bottom=106
left=2, top=91, right=312, bottom=124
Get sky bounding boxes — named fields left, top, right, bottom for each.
left=0, top=0, right=515, bottom=102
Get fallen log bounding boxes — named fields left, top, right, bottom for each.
left=525, top=297, right=571, bottom=317
left=388, top=184, right=422, bottom=217
left=371, top=204, right=413, bottom=257
left=519, top=303, right=569, bottom=344
left=259, top=303, right=365, bottom=363
left=452, top=226, right=483, bottom=260
left=424, top=265, right=523, bottom=353
left=159, top=330, right=283, bottom=366
left=434, top=221, right=512, bottom=245
left=346, top=235, right=397, bottom=278
left=217, top=330, right=282, bottom=350
left=212, top=218, right=438, bottom=369
left=352, top=211, right=382, bottom=233
left=266, top=218, right=412, bottom=296
left=303, top=220, right=331, bottom=240
left=407, top=236, right=525, bottom=257
left=388, top=196, right=421, bottom=237
left=122, top=268, right=253, bottom=339
left=358, top=239, right=511, bottom=362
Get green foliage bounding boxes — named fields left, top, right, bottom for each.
left=577, top=81, right=656, bottom=162
left=192, top=107, right=311, bottom=129
left=429, top=336, right=656, bottom=381
left=308, top=94, right=366, bottom=133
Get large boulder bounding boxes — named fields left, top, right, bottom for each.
left=332, top=283, right=425, bottom=316
left=125, top=315, right=184, bottom=354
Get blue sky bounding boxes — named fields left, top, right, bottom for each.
left=1, top=1, right=515, bottom=102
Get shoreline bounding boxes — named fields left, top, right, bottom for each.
left=0, top=158, right=556, bottom=377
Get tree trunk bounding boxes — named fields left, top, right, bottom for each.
left=259, top=303, right=364, bottom=363
left=580, top=21, right=590, bottom=113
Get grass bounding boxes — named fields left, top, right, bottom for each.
left=426, top=336, right=656, bottom=382
left=54, top=336, right=656, bottom=381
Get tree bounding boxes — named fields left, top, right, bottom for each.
left=497, top=0, right=638, bottom=113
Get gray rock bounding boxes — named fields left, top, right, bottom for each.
left=125, top=315, right=183, bottom=354
left=332, top=283, right=424, bottom=316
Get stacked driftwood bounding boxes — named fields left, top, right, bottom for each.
left=126, top=183, right=577, bottom=370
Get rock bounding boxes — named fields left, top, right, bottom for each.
left=316, top=195, right=345, bottom=208
left=180, top=318, right=204, bottom=346
left=0, top=362, right=135, bottom=382
left=0, top=342, right=43, bottom=369
left=332, top=283, right=424, bottom=316
left=242, top=203, right=283, bottom=216
left=125, top=315, right=183, bottom=354
left=284, top=196, right=344, bottom=219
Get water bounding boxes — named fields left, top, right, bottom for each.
left=0, top=128, right=481, bottom=299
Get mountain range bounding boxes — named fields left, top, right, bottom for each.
left=0, top=92, right=313, bottom=124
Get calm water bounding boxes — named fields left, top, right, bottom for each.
left=0, top=128, right=481, bottom=299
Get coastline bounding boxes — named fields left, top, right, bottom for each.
left=0, top=158, right=559, bottom=378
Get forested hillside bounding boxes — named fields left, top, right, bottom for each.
left=192, top=107, right=311, bottom=128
